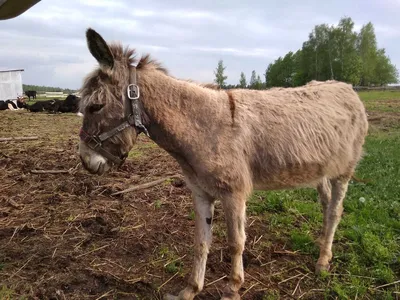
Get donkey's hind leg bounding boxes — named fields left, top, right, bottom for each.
left=316, top=177, right=349, bottom=273
left=220, top=192, right=247, bottom=300
left=316, top=177, right=331, bottom=245
left=164, top=185, right=215, bottom=300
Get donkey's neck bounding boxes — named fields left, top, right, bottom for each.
left=139, top=70, right=231, bottom=164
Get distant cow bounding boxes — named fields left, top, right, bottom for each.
left=0, top=101, right=8, bottom=110
left=0, top=97, right=27, bottom=110
left=26, top=94, right=81, bottom=114
left=58, top=94, right=80, bottom=113
left=25, top=90, right=37, bottom=101
left=26, top=99, right=60, bottom=113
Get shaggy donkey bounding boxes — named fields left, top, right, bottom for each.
left=78, top=29, right=368, bottom=300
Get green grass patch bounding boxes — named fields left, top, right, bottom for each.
left=154, top=245, right=185, bottom=276
left=358, top=90, right=400, bottom=102
left=128, top=141, right=158, bottom=159
left=357, top=90, right=400, bottom=113
left=0, top=286, right=15, bottom=300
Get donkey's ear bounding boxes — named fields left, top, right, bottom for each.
left=86, top=28, right=114, bottom=69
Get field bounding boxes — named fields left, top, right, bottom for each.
left=0, top=91, right=399, bottom=299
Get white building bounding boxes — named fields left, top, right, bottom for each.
left=0, top=69, right=24, bottom=101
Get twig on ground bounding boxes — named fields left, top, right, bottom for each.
left=0, top=183, right=17, bottom=194
left=292, top=273, right=310, bottom=295
left=7, top=198, right=22, bottom=209
left=95, top=289, right=114, bottom=300
left=0, top=136, right=39, bottom=142
left=31, top=169, right=69, bottom=174
left=273, top=250, right=299, bottom=255
left=76, top=244, right=110, bottom=258
left=260, top=259, right=276, bottom=267
left=241, top=282, right=259, bottom=297
left=205, top=275, right=227, bottom=287
left=374, top=280, right=400, bottom=290
left=9, top=256, right=34, bottom=279
left=278, top=273, right=303, bottom=284
left=163, top=254, right=187, bottom=268
left=111, top=175, right=182, bottom=196
left=158, top=271, right=179, bottom=290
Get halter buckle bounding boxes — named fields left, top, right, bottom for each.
left=127, top=84, right=140, bottom=100
left=87, top=135, right=102, bottom=150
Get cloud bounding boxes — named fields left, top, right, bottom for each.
left=0, top=0, right=398, bottom=88
left=190, top=46, right=281, bottom=59
left=375, top=24, right=400, bottom=38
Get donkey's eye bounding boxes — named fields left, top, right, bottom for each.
left=88, top=104, right=105, bottom=114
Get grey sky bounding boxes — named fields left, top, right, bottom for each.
left=0, top=0, right=398, bottom=89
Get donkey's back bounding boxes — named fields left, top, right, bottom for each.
left=230, top=80, right=368, bottom=190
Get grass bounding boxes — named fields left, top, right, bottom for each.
left=358, top=90, right=400, bottom=113
left=154, top=245, right=185, bottom=276
left=247, top=90, right=400, bottom=298
left=25, top=95, right=68, bottom=105
left=128, top=140, right=159, bottom=159
left=0, top=286, right=16, bottom=300
left=358, top=90, right=400, bottom=102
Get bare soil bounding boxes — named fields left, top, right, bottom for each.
left=0, top=110, right=377, bottom=299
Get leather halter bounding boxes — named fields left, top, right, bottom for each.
left=79, top=67, right=149, bottom=166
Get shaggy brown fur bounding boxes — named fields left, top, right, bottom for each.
left=79, top=29, right=369, bottom=300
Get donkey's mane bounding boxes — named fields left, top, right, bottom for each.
left=108, top=43, right=168, bottom=75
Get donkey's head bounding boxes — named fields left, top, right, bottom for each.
left=78, top=29, right=140, bottom=175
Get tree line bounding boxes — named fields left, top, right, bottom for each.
left=23, top=84, right=77, bottom=94
left=214, top=17, right=398, bottom=89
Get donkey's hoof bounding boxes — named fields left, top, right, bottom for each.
left=315, top=262, right=330, bottom=274
left=163, top=294, right=179, bottom=300
left=221, top=291, right=241, bottom=300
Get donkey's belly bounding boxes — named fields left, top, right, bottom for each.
left=252, top=163, right=323, bottom=191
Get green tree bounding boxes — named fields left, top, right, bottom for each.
left=249, top=70, right=257, bottom=88
left=255, top=75, right=263, bottom=89
left=241, top=17, right=398, bottom=88
left=249, top=70, right=263, bottom=89
left=239, top=72, right=247, bottom=88
left=374, top=49, right=398, bottom=85
left=265, top=51, right=299, bottom=87
left=214, top=59, right=228, bottom=87
left=333, top=17, right=362, bottom=84
left=23, top=84, right=77, bottom=94
left=357, top=22, right=378, bottom=85
left=292, top=50, right=307, bottom=86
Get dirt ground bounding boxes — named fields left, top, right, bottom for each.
left=0, top=109, right=393, bottom=300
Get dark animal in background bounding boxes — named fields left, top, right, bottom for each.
left=58, top=94, right=80, bottom=113
left=5, top=100, right=17, bottom=109
left=26, top=95, right=80, bottom=113
left=16, top=96, right=27, bottom=109
left=25, top=90, right=37, bottom=101
left=0, top=101, right=8, bottom=110
left=0, top=98, right=27, bottom=110
left=26, top=99, right=59, bottom=112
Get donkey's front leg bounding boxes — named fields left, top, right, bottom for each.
left=220, top=194, right=247, bottom=300
left=164, top=188, right=215, bottom=300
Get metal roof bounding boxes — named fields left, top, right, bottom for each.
left=0, top=0, right=41, bottom=20
left=0, top=69, right=24, bottom=73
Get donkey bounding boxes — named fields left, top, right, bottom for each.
left=78, top=29, right=368, bottom=300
